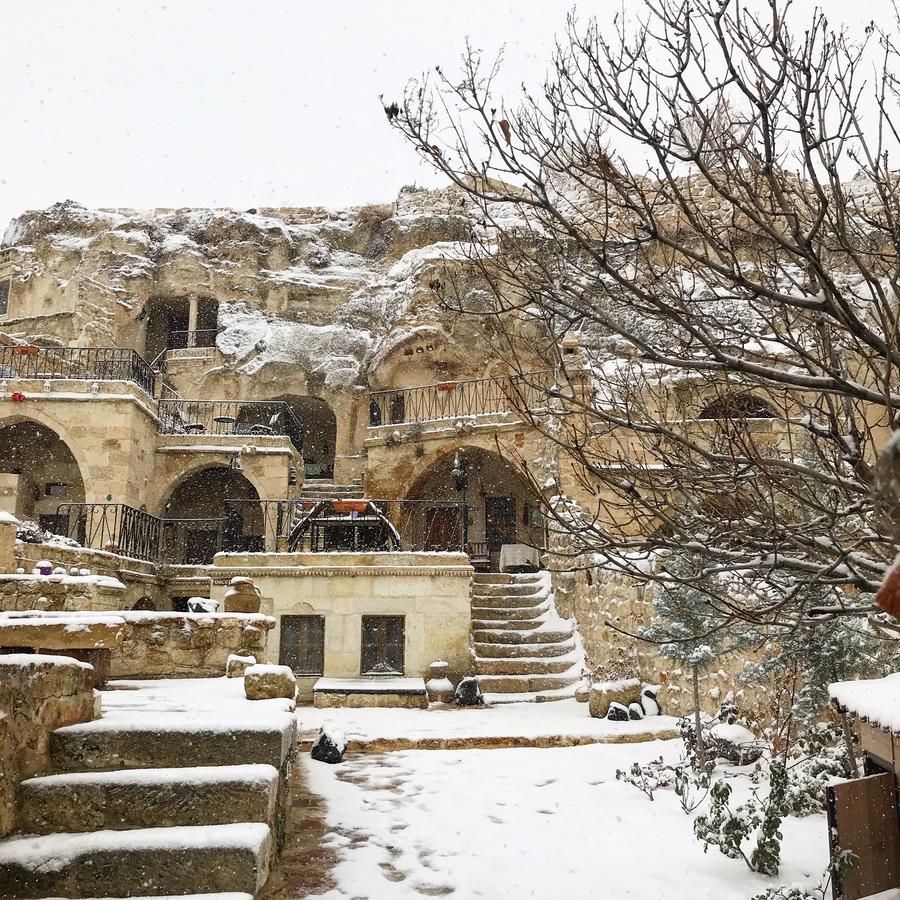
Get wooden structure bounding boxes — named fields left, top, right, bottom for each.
left=829, top=674, right=900, bottom=900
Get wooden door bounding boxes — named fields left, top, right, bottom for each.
left=485, top=496, right=516, bottom=549
left=827, top=772, right=900, bottom=899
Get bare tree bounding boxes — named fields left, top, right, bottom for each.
left=387, top=0, right=900, bottom=642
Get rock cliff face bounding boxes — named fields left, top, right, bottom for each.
left=0, top=186, right=500, bottom=388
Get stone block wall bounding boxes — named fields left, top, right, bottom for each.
left=0, top=653, right=96, bottom=837
left=0, top=572, right=126, bottom=613
left=561, top=566, right=770, bottom=722
left=111, top=611, right=274, bottom=678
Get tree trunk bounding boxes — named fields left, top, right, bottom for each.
left=693, top=664, right=706, bottom=770
left=840, top=711, right=860, bottom=778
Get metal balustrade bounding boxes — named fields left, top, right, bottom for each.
left=157, top=399, right=304, bottom=454
left=368, top=371, right=553, bottom=427
left=56, top=503, right=164, bottom=562
left=167, top=329, right=218, bottom=351
left=0, top=346, right=156, bottom=396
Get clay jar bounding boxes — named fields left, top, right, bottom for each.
left=223, top=575, right=261, bottom=614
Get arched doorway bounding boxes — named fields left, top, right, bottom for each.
left=0, top=419, right=85, bottom=534
left=275, top=396, right=336, bottom=480
left=160, top=466, right=261, bottom=564
left=404, top=447, right=544, bottom=569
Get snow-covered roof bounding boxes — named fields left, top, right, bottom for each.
left=829, top=672, right=900, bottom=732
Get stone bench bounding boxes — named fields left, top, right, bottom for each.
left=0, top=615, right=124, bottom=687
left=313, top=676, right=429, bottom=709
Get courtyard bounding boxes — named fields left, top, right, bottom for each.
left=292, top=735, right=827, bottom=900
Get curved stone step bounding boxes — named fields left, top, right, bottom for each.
left=474, top=639, right=576, bottom=659
left=474, top=656, right=578, bottom=675
left=17, top=764, right=279, bottom=834
left=470, top=603, right=548, bottom=620
left=475, top=672, right=580, bottom=693
left=469, top=594, right=547, bottom=610
left=473, top=573, right=543, bottom=585
left=471, top=619, right=542, bottom=631
left=473, top=628, right=573, bottom=644
left=0, top=822, right=271, bottom=899
left=472, top=583, right=546, bottom=597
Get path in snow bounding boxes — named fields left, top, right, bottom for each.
left=297, top=741, right=828, bottom=900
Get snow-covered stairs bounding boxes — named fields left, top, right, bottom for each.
left=297, top=481, right=364, bottom=502
left=471, top=572, right=582, bottom=704
left=0, top=711, right=294, bottom=897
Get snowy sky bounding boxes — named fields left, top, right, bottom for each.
left=0, top=0, right=891, bottom=229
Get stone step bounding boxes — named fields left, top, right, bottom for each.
left=474, top=639, right=576, bottom=659
left=37, top=893, right=254, bottom=900
left=471, top=618, right=542, bottom=631
left=476, top=672, right=581, bottom=693
left=473, top=628, right=573, bottom=645
left=482, top=686, right=578, bottom=705
left=469, top=594, right=547, bottom=610
left=474, top=656, right=578, bottom=675
left=299, top=483, right=363, bottom=496
left=471, top=582, right=546, bottom=597
left=17, top=764, right=279, bottom=834
left=469, top=603, right=548, bottom=620
left=50, top=714, right=296, bottom=773
left=473, top=573, right=543, bottom=585
left=0, top=822, right=271, bottom=899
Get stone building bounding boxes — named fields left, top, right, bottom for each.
left=0, top=188, right=584, bottom=702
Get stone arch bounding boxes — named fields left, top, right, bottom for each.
left=401, top=445, right=543, bottom=563
left=132, top=596, right=157, bottom=611
left=159, top=465, right=262, bottom=564
left=698, top=393, right=774, bottom=420
left=369, top=328, right=470, bottom=391
left=0, top=417, right=86, bottom=531
left=144, top=295, right=219, bottom=360
left=272, top=395, right=336, bottom=480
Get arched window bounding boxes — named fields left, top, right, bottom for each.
left=698, top=393, right=774, bottom=420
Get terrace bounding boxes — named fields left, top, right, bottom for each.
left=0, top=345, right=156, bottom=397
left=367, top=371, right=554, bottom=436
left=156, top=399, right=305, bottom=454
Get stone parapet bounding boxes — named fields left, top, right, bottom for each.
left=0, top=653, right=96, bottom=837
left=0, top=572, right=126, bottom=613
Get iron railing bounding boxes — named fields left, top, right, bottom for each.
left=368, top=371, right=554, bottom=426
left=0, top=346, right=156, bottom=396
left=167, top=329, right=218, bottom=351
left=157, top=399, right=304, bottom=453
left=56, top=503, right=163, bottom=562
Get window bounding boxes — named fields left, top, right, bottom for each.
left=280, top=615, right=325, bottom=675
left=0, top=281, right=8, bottom=317
left=361, top=615, right=405, bottom=675
left=44, top=483, right=69, bottom=497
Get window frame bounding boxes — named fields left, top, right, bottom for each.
left=360, top=614, right=405, bottom=676
left=279, top=614, right=326, bottom=676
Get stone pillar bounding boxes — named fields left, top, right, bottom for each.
left=187, top=294, right=199, bottom=344
left=0, top=512, right=19, bottom=574
left=0, top=474, right=18, bottom=518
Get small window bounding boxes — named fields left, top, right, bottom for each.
left=361, top=615, right=405, bottom=675
left=45, top=483, right=69, bottom=497
left=280, top=615, right=325, bottom=675
left=0, top=281, right=9, bottom=317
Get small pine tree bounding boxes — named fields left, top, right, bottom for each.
left=641, top=551, right=754, bottom=767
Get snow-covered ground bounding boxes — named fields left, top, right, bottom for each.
left=297, top=699, right=678, bottom=745
left=301, top=740, right=828, bottom=899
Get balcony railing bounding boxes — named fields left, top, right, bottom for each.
left=56, top=503, right=164, bottom=562
left=368, top=371, right=553, bottom=427
left=157, top=399, right=304, bottom=454
left=167, top=329, right=218, bottom=351
left=56, top=498, right=474, bottom=563
left=0, top=346, right=156, bottom=396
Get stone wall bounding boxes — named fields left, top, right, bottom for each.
left=111, top=611, right=275, bottom=678
left=0, top=572, right=126, bottom=613
left=0, top=653, right=96, bottom=837
left=562, top=566, right=770, bottom=722
left=210, top=552, right=473, bottom=687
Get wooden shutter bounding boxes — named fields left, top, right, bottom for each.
left=827, top=772, right=900, bottom=900
left=279, top=615, right=325, bottom=675
left=361, top=615, right=405, bottom=675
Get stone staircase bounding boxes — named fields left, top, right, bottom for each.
left=297, top=481, right=364, bottom=502
left=471, top=571, right=583, bottom=704
left=0, top=706, right=295, bottom=898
